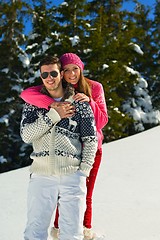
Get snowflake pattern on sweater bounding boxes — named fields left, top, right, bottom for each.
left=20, top=101, right=98, bottom=176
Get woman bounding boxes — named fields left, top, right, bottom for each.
left=20, top=53, right=108, bottom=240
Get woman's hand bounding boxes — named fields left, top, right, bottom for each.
left=50, top=102, right=75, bottom=118
left=73, top=93, right=90, bottom=102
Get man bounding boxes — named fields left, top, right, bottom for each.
left=20, top=55, right=97, bottom=240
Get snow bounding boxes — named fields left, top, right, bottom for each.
left=122, top=66, right=160, bottom=130
left=0, top=156, right=7, bottom=164
left=0, top=125, right=160, bottom=240
left=129, top=43, right=144, bottom=55
left=69, top=35, right=80, bottom=46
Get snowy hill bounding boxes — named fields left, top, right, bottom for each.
left=0, top=126, right=160, bottom=240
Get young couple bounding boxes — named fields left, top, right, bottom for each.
left=20, top=53, right=108, bottom=240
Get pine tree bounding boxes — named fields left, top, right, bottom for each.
left=123, top=1, right=160, bottom=133
left=24, top=0, right=60, bottom=86
left=0, top=0, right=32, bottom=172
left=53, top=0, right=89, bottom=55
left=77, top=0, right=139, bottom=141
left=81, top=0, right=160, bottom=142
left=0, top=0, right=159, bottom=172
left=150, top=0, right=160, bottom=110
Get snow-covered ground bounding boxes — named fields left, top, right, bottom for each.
left=0, top=126, right=160, bottom=240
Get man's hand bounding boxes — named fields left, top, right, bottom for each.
left=50, top=102, right=75, bottom=118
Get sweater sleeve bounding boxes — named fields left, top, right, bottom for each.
left=89, top=81, right=108, bottom=130
left=20, top=103, right=61, bottom=143
left=77, top=102, right=98, bottom=176
left=20, top=85, right=54, bottom=110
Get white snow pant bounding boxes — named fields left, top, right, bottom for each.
left=24, top=171, right=86, bottom=240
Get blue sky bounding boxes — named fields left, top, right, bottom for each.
left=24, top=0, right=156, bottom=34
left=122, top=0, right=156, bottom=18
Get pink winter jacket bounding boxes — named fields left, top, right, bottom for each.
left=20, top=79, right=108, bottom=149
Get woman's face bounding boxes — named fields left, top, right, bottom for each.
left=62, top=64, right=81, bottom=85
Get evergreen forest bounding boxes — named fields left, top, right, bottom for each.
left=0, top=0, right=160, bottom=173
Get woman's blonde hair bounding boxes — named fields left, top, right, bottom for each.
left=76, top=71, right=92, bottom=97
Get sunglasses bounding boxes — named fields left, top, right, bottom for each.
left=41, top=71, right=59, bottom=79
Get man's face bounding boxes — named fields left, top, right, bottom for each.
left=40, top=64, right=63, bottom=91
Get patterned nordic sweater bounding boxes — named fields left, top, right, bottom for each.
left=20, top=101, right=98, bottom=177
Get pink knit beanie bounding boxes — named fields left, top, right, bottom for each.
left=60, top=53, right=84, bottom=71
